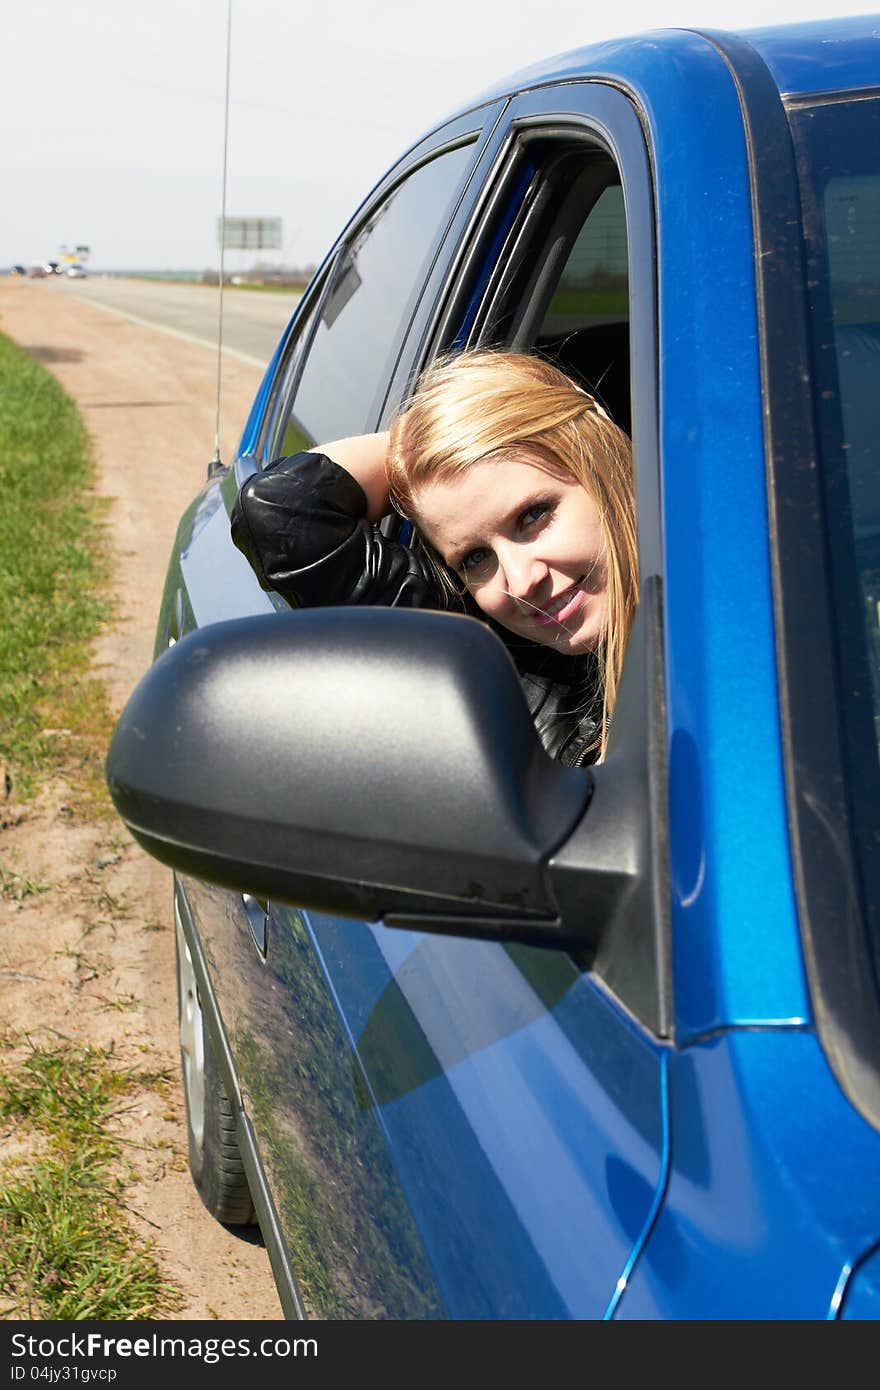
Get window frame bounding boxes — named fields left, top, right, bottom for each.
left=380, top=84, right=671, bottom=1037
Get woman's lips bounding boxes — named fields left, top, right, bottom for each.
left=530, top=577, right=587, bottom=627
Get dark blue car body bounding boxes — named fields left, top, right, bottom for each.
left=145, top=17, right=880, bottom=1318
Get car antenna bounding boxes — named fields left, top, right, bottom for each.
left=208, top=0, right=233, bottom=481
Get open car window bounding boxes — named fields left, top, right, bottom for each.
left=396, top=113, right=668, bottom=1034
left=419, top=132, right=634, bottom=438
left=534, top=183, right=630, bottom=434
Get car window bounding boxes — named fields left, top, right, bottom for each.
left=439, top=136, right=633, bottom=436
left=535, top=182, right=630, bottom=434
left=540, top=185, right=628, bottom=336
left=789, top=94, right=880, bottom=979
left=271, top=141, right=476, bottom=456
left=258, top=276, right=326, bottom=461
left=403, top=118, right=667, bottom=1033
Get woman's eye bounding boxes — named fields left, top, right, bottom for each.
left=520, top=501, right=552, bottom=529
left=460, top=547, right=492, bottom=576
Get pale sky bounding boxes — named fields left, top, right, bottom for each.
left=4, top=0, right=876, bottom=271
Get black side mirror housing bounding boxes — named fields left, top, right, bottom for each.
left=106, top=584, right=669, bottom=1030
left=108, top=608, right=589, bottom=937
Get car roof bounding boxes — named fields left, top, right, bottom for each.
left=451, top=16, right=878, bottom=116
left=740, top=13, right=880, bottom=95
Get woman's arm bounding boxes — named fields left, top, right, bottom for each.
left=231, top=438, right=447, bottom=612
left=317, top=431, right=390, bottom=522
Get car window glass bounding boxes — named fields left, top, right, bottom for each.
left=792, top=99, right=880, bottom=745
left=535, top=182, right=630, bottom=433
left=260, top=282, right=325, bottom=460
left=274, top=142, right=475, bottom=454
left=540, top=185, right=628, bottom=336
left=790, top=95, right=880, bottom=973
left=448, top=145, right=631, bottom=436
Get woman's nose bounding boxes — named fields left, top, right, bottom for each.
left=497, top=545, right=547, bottom=601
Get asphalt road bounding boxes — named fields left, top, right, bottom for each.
left=52, top=275, right=300, bottom=367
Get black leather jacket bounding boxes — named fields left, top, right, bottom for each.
left=230, top=452, right=601, bottom=766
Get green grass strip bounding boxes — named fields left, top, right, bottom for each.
left=0, top=1040, right=179, bottom=1320
left=0, top=338, right=182, bottom=1319
left=0, top=331, right=112, bottom=799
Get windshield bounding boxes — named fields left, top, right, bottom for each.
left=789, top=93, right=880, bottom=977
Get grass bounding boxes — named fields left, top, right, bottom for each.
left=0, top=332, right=184, bottom=1319
left=0, top=330, right=113, bottom=805
left=544, top=285, right=629, bottom=318
left=227, top=282, right=305, bottom=295
left=0, top=1038, right=180, bottom=1319
left=122, top=273, right=306, bottom=295
left=0, top=861, right=49, bottom=900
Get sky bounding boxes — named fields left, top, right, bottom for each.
left=4, top=0, right=877, bottom=272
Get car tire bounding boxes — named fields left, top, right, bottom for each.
left=174, top=894, right=257, bottom=1226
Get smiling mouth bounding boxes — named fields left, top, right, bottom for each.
left=529, top=576, right=587, bottom=626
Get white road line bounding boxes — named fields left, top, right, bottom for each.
left=68, top=292, right=270, bottom=368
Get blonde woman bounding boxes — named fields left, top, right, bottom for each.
left=231, top=351, right=638, bottom=764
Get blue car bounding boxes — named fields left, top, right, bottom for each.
left=106, top=16, right=880, bottom=1318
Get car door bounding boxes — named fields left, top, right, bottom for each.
left=218, top=81, right=671, bottom=1319
left=172, top=106, right=514, bottom=1319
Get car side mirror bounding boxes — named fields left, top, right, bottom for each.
left=106, top=583, right=668, bottom=1030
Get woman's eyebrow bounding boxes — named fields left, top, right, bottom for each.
left=445, top=534, right=483, bottom=569
left=443, top=492, right=548, bottom=567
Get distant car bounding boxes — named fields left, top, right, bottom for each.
left=9, top=264, right=26, bottom=277
left=106, top=16, right=880, bottom=1319
left=65, top=264, right=87, bottom=279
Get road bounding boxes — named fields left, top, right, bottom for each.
left=52, top=275, right=300, bottom=367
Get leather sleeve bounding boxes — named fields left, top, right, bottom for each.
left=230, top=451, right=599, bottom=764
left=230, top=451, right=449, bottom=610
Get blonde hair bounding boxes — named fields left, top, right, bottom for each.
left=388, top=350, right=638, bottom=760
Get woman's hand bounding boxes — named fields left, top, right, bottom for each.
left=317, top=432, right=391, bottom=522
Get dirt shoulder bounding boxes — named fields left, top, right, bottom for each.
left=0, top=280, right=282, bottom=1319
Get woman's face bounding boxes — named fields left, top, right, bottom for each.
left=413, top=450, right=608, bottom=656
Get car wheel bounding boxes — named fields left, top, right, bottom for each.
left=174, top=893, right=257, bottom=1226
